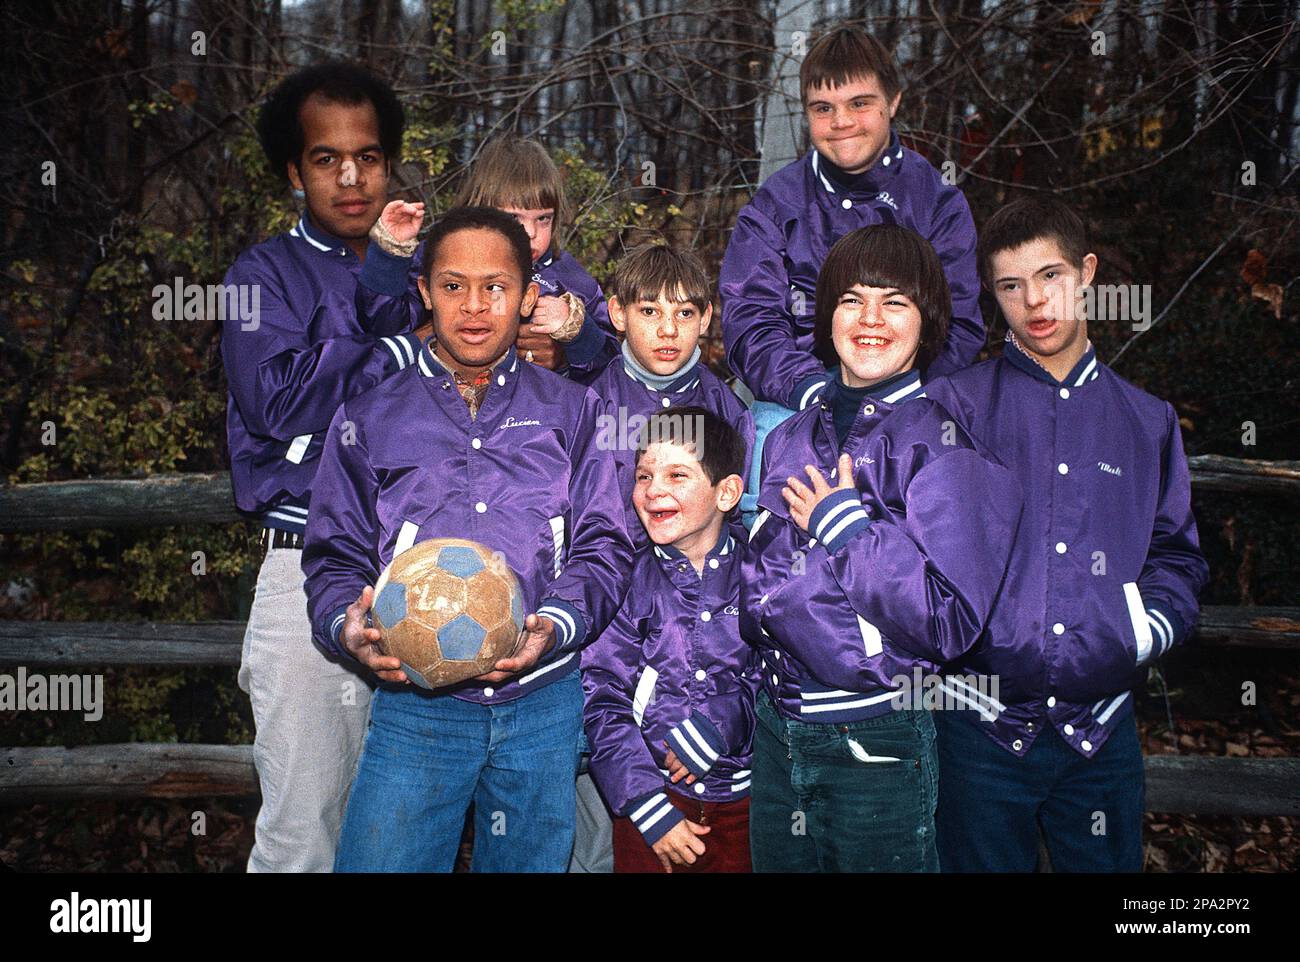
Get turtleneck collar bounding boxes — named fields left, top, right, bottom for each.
left=621, top=340, right=702, bottom=393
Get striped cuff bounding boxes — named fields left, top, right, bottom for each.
left=325, top=605, right=350, bottom=659
left=808, top=488, right=871, bottom=553
left=379, top=334, right=421, bottom=372
left=1143, top=600, right=1185, bottom=663
left=359, top=241, right=415, bottom=296
left=790, top=373, right=829, bottom=411
left=628, top=790, right=685, bottom=846
left=667, top=711, right=726, bottom=778
left=536, top=598, right=586, bottom=653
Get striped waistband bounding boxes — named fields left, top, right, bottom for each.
left=262, top=502, right=308, bottom=534
left=260, top=527, right=304, bottom=551
left=793, top=683, right=900, bottom=722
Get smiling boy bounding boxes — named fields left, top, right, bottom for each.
left=720, top=26, right=985, bottom=521
left=583, top=408, right=759, bottom=873
left=302, top=206, right=632, bottom=872
left=742, top=225, right=1020, bottom=872
left=589, top=244, right=754, bottom=549
left=924, top=198, right=1208, bottom=872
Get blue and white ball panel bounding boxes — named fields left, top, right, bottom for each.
left=373, top=580, right=408, bottom=629
left=436, top=545, right=486, bottom=579
left=399, top=660, right=433, bottom=690
left=439, top=614, right=487, bottom=661
left=510, top=586, right=525, bottom=631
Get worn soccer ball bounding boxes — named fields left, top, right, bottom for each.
left=370, top=538, right=526, bottom=690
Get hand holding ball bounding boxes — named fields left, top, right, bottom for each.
left=368, top=538, right=527, bottom=689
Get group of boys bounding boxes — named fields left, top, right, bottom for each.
left=222, top=27, right=1207, bottom=874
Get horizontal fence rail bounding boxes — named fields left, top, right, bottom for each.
left=0, top=620, right=245, bottom=667
left=1, top=744, right=256, bottom=802
left=1, top=608, right=1296, bottom=667
left=0, top=457, right=1297, bottom=534
left=0, top=472, right=242, bottom=533
left=0, top=462, right=1296, bottom=819
left=3, top=744, right=1296, bottom=812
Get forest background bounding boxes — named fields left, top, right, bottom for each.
left=1, top=0, right=1296, bottom=871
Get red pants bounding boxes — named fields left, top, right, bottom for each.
left=612, top=792, right=752, bottom=873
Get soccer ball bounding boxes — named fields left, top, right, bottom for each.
left=370, top=538, right=526, bottom=690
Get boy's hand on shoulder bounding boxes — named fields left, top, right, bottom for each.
left=475, top=612, right=556, bottom=682
left=663, top=746, right=697, bottom=785
left=341, top=585, right=409, bottom=684
left=528, top=295, right=570, bottom=335
left=652, top=819, right=710, bottom=873
left=783, top=453, right=854, bottom=533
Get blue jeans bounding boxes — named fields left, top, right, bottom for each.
left=749, top=692, right=939, bottom=872
left=934, top=706, right=1145, bottom=872
left=335, top=671, right=583, bottom=872
left=740, top=400, right=799, bottom=528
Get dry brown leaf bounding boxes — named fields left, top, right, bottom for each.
left=170, top=80, right=199, bottom=106
left=1240, top=249, right=1268, bottom=286
left=1065, top=0, right=1102, bottom=26
left=96, top=28, right=129, bottom=59
left=1250, top=282, right=1283, bottom=320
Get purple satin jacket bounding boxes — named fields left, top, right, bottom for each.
left=587, top=355, right=755, bottom=550
left=719, top=133, right=984, bottom=409
left=532, top=251, right=618, bottom=383
left=923, top=338, right=1208, bottom=758
left=742, top=368, right=1023, bottom=724
left=221, top=214, right=426, bottom=533
left=302, top=343, right=633, bottom=705
left=583, top=532, right=760, bottom=845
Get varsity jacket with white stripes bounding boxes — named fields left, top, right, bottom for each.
left=582, top=531, right=760, bottom=845
left=923, top=337, right=1209, bottom=758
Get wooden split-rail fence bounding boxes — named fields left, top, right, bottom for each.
left=1, top=455, right=1298, bottom=815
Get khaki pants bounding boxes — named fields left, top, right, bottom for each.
left=238, top=548, right=372, bottom=872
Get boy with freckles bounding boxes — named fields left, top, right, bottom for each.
left=582, top=408, right=760, bottom=872
left=575, top=244, right=754, bottom=871
left=590, top=243, right=754, bottom=550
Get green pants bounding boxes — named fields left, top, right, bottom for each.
left=749, top=692, right=939, bottom=872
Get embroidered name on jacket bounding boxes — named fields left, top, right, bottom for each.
left=1098, top=461, right=1123, bottom=476
left=500, top=416, right=542, bottom=430
left=877, top=192, right=899, bottom=210
left=532, top=272, right=561, bottom=294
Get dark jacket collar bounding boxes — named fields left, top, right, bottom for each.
left=811, top=131, right=905, bottom=196
left=822, top=366, right=924, bottom=406
left=292, top=211, right=350, bottom=254
left=418, top=339, right=518, bottom=381
left=1003, top=332, right=1100, bottom=387
left=652, top=527, right=736, bottom=570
